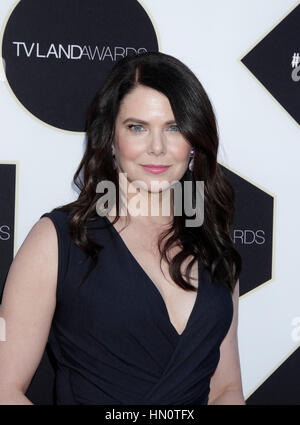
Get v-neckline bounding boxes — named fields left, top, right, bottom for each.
left=103, top=215, right=200, bottom=338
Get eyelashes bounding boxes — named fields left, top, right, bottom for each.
left=127, top=124, right=180, bottom=132
left=127, top=124, right=144, bottom=132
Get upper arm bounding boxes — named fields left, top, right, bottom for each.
left=0, top=217, right=58, bottom=396
left=207, top=279, right=244, bottom=403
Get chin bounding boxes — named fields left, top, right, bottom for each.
left=147, top=180, right=173, bottom=193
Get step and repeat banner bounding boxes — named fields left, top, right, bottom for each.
left=0, top=0, right=299, bottom=405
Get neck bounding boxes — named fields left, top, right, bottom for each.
left=108, top=184, right=174, bottom=227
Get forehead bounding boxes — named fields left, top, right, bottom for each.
left=117, top=85, right=174, bottom=118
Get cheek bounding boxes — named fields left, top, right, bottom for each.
left=117, top=135, right=142, bottom=160
left=170, top=143, right=191, bottom=161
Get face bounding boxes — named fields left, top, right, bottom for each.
left=113, top=84, right=192, bottom=194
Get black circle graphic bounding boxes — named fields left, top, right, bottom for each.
left=1, top=0, right=159, bottom=132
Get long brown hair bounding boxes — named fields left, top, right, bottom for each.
left=55, top=52, right=242, bottom=293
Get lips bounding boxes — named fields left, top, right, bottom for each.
left=141, top=164, right=171, bottom=174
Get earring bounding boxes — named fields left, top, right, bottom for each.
left=112, top=146, right=117, bottom=170
left=188, top=148, right=194, bottom=171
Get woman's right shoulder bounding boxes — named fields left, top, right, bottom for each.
left=37, top=208, right=72, bottom=237
left=20, top=210, right=66, bottom=260
left=39, top=207, right=71, bottom=225
left=1, top=211, right=61, bottom=313
left=35, top=215, right=59, bottom=241
left=20, top=208, right=71, bottom=260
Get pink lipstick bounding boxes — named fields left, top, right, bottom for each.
left=141, top=164, right=171, bottom=174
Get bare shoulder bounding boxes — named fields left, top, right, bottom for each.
left=0, top=216, right=59, bottom=397
left=11, top=216, right=58, bottom=283
left=27, top=216, right=58, bottom=247
left=1, top=215, right=59, bottom=314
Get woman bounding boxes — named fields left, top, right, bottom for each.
left=0, top=52, right=245, bottom=405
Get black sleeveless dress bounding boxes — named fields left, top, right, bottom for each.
left=40, top=208, right=233, bottom=405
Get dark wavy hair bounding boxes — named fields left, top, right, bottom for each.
left=55, top=51, right=242, bottom=293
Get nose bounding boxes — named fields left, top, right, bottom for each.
left=148, top=129, right=166, bottom=155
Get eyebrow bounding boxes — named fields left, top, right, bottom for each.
left=122, top=118, right=177, bottom=125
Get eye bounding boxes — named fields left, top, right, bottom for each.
left=128, top=124, right=144, bottom=132
left=169, top=125, right=180, bottom=132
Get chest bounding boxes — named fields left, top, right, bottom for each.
left=111, top=221, right=199, bottom=336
